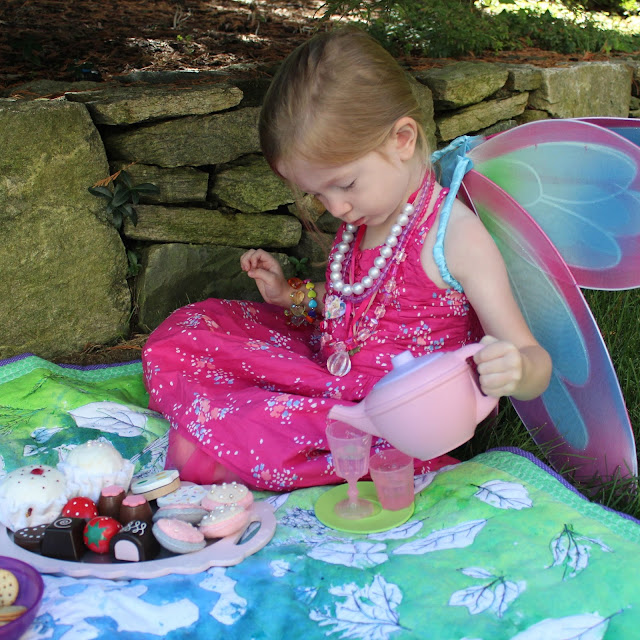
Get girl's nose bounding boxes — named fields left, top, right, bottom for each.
left=326, top=196, right=352, bottom=219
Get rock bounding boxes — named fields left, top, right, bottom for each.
left=123, top=205, right=301, bottom=248
left=110, top=162, right=209, bottom=204
left=65, top=83, right=243, bottom=125
left=530, top=62, right=632, bottom=118
left=102, top=107, right=261, bottom=167
left=0, top=100, right=130, bottom=359
left=436, top=93, right=529, bottom=141
left=212, top=155, right=294, bottom=213
left=416, top=62, right=509, bottom=110
left=136, top=243, right=293, bottom=330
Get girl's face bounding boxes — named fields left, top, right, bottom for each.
left=276, top=123, right=423, bottom=231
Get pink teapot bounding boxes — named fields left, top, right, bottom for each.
left=327, top=343, right=498, bottom=460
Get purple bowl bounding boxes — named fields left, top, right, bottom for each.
left=0, top=556, right=44, bottom=639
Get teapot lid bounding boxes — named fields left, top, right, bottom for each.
left=373, top=350, right=445, bottom=390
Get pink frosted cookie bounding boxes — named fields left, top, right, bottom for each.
left=201, top=482, right=253, bottom=511
left=199, top=504, right=251, bottom=539
left=152, top=518, right=206, bottom=554
left=130, top=470, right=180, bottom=501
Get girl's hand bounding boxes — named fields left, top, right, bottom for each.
left=473, top=335, right=524, bottom=398
left=240, top=249, right=290, bottom=306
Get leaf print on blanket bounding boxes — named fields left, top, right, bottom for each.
left=309, top=575, right=405, bottom=640
left=308, top=540, right=388, bottom=568
left=449, top=568, right=525, bottom=618
left=473, top=480, right=533, bottom=510
left=510, top=611, right=618, bottom=640
left=393, top=519, right=486, bottom=555
left=549, top=524, right=613, bottom=579
left=68, top=401, right=158, bottom=437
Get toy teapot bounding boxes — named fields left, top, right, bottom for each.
left=327, top=343, right=498, bottom=460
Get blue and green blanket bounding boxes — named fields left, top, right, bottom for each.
left=1, top=354, right=639, bottom=640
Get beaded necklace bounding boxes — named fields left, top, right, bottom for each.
left=324, top=172, right=447, bottom=377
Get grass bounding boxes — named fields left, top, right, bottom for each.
left=454, top=288, right=640, bottom=519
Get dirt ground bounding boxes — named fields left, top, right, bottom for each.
left=2, top=0, right=633, bottom=364
left=1, top=0, right=632, bottom=91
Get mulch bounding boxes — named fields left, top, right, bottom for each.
left=2, top=0, right=634, bottom=92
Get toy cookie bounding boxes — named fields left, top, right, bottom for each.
left=131, top=470, right=180, bottom=501
left=156, top=483, right=208, bottom=507
left=199, top=504, right=251, bottom=539
left=0, top=569, right=19, bottom=606
left=152, top=518, right=206, bottom=554
left=152, top=503, right=208, bottom=525
left=201, top=482, right=253, bottom=510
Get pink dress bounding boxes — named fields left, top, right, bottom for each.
left=142, top=199, right=482, bottom=491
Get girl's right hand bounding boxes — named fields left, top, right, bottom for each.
left=240, top=249, right=290, bottom=306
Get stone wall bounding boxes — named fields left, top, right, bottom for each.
left=1, top=59, right=638, bottom=359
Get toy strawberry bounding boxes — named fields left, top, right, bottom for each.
left=83, top=516, right=122, bottom=554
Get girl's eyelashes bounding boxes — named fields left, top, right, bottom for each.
left=341, top=180, right=356, bottom=191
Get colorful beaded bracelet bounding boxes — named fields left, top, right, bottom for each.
left=285, top=277, right=318, bottom=326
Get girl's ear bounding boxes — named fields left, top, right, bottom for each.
left=392, top=117, right=418, bottom=161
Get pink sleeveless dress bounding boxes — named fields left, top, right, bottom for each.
left=142, top=199, right=482, bottom=491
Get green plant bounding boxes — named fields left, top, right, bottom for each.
left=89, top=169, right=159, bottom=232
left=89, top=168, right=159, bottom=277
left=289, top=256, right=311, bottom=278
left=319, top=0, right=640, bottom=57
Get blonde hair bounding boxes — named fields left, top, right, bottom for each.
left=259, top=27, right=429, bottom=173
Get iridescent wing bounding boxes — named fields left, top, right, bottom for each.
left=575, top=116, right=640, bottom=148
left=459, top=170, right=637, bottom=482
left=467, top=119, right=640, bottom=290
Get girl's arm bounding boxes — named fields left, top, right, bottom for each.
left=241, top=249, right=326, bottom=315
left=442, top=201, right=552, bottom=401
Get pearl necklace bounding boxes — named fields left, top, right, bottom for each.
left=328, top=170, right=433, bottom=304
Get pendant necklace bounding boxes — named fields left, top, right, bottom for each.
left=325, top=170, right=436, bottom=377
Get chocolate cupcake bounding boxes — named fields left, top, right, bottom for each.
left=119, top=494, right=152, bottom=525
left=98, top=485, right=126, bottom=520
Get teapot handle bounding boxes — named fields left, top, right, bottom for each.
left=454, top=343, right=499, bottom=422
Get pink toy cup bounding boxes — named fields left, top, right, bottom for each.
left=369, top=449, right=415, bottom=511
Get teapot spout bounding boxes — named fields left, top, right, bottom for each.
left=327, top=403, right=380, bottom=437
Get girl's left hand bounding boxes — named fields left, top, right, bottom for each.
left=473, top=335, right=524, bottom=398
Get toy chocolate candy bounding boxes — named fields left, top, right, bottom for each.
left=13, top=524, right=48, bottom=553
left=41, top=516, right=86, bottom=560
left=97, top=485, right=126, bottom=520
left=110, top=519, right=159, bottom=562
left=119, top=494, right=153, bottom=525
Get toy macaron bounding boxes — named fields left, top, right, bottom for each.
left=130, top=470, right=181, bottom=501
left=201, top=482, right=253, bottom=510
left=199, top=504, right=251, bottom=539
left=152, top=503, right=208, bottom=525
left=152, top=518, right=206, bottom=554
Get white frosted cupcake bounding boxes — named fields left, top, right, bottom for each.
left=0, top=464, right=69, bottom=531
left=58, top=439, right=134, bottom=503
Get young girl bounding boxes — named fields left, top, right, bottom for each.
left=142, top=27, right=551, bottom=491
